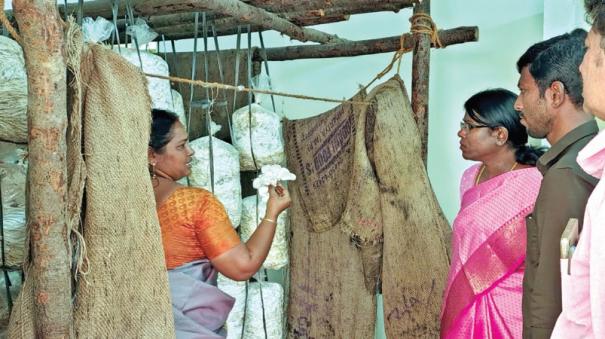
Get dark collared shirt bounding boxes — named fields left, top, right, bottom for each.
left=522, top=120, right=599, bottom=339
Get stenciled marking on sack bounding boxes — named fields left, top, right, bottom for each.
left=313, top=113, right=355, bottom=174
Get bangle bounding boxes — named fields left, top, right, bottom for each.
left=262, top=218, right=277, bottom=224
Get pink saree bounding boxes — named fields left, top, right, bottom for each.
left=441, top=164, right=542, bottom=339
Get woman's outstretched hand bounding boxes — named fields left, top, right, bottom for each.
left=265, top=183, right=291, bottom=219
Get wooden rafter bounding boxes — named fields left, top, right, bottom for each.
left=36, top=0, right=417, bottom=21
left=253, top=26, right=478, bottom=61
left=134, top=0, right=346, bottom=44
left=116, top=12, right=348, bottom=41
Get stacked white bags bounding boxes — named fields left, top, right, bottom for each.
left=232, top=104, right=285, bottom=171
left=119, top=48, right=173, bottom=112
left=240, top=195, right=288, bottom=270
left=189, top=134, right=242, bottom=228
left=0, top=36, right=28, bottom=144
left=218, top=274, right=285, bottom=339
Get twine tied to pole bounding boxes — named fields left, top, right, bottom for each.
left=362, top=13, right=443, bottom=91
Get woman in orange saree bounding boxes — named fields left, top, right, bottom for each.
left=148, top=109, right=291, bottom=338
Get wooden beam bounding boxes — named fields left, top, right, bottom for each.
left=411, top=0, right=431, bottom=166
left=21, top=0, right=416, bottom=21
left=147, top=14, right=348, bottom=41
left=115, top=10, right=347, bottom=33
left=130, top=3, right=413, bottom=31
left=11, top=0, right=72, bottom=337
left=134, top=0, right=347, bottom=44
left=253, top=26, right=477, bottom=61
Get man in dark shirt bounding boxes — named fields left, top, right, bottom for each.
left=514, top=30, right=599, bottom=339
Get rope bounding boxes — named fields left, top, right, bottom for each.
left=0, top=0, right=22, bottom=45
left=410, top=13, right=443, bottom=49
left=144, top=73, right=369, bottom=106
left=362, top=13, right=443, bottom=92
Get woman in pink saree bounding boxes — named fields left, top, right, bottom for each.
left=441, top=89, right=544, bottom=338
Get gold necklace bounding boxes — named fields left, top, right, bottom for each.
left=475, top=162, right=518, bottom=185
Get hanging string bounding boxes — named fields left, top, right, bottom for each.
left=211, top=25, right=234, bottom=141
left=111, top=0, right=121, bottom=53
left=145, top=73, right=369, bottom=106
left=125, top=0, right=143, bottom=68
left=257, top=31, right=277, bottom=113
left=0, top=0, right=22, bottom=45
left=187, top=12, right=200, bottom=135
left=170, top=39, right=185, bottom=99
left=232, top=26, right=243, bottom=114
left=160, top=34, right=175, bottom=110
left=202, top=12, right=215, bottom=194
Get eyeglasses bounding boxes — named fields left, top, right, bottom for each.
left=459, top=120, right=490, bottom=132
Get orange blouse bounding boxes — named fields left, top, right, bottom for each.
left=157, top=186, right=241, bottom=270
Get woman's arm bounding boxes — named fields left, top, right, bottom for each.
left=211, top=184, right=291, bottom=281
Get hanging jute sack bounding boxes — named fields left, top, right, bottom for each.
left=284, top=89, right=384, bottom=291
left=68, top=44, right=175, bottom=338
left=286, top=185, right=376, bottom=339
left=369, top=76, right=451, bottom=338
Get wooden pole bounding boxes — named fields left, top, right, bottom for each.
left=20, top=0, right=416, bottom=21
left=255, top=26, right=477, bottom=61
left=411, top=0, right=431, bottom=166
left=135, top=0, right=347, bottom=44
left=12, top=0, right=72, bottom=337
left=143, top=13, right=349, bottom=41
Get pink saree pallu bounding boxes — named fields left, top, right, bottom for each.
left=441, top=164, right=542, bottom=339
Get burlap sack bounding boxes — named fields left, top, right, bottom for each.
left=67, top=44, right=174, bottom=338
left=286, top=185, right=376, bottom=339
left=284, top=89, right=384, bottom=291
left=370, top=76, right=451, bottom=338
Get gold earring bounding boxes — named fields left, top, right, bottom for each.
left=150, top=162, right=157, bottom=179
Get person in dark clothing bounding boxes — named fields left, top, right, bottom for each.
left=514, top=29, right=599, bottom=339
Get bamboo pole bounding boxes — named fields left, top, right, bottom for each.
left=255, top=26, right=477, bottom=61
left=411, top=0, right=431, bottom=166
left=135, top=0, right=347, bottom=44
left=11, top=0, right=72, bottom=337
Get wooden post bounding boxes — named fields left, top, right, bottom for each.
left=411, top=0, right=431, bottom=166
left=12, top=0, right=72, bottom=337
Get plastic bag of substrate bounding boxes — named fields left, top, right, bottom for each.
left=0, top=36, right=28, bottom=143
left=0, top=141, right=27, bottom=211
left=217, top=277, right=284, bottom=339
left=217, top=274, right=246, bottom=339
left=168, top=89, right=187, bottom=127
left=188, top=135, right=242, bottom=227
left=119, top=48, right=172, bottom=112
left=232, top=103, right=285, bottom=171
left=240, top=195, right=288, bottom=270
left=0, top=209, right=26, bottom=267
